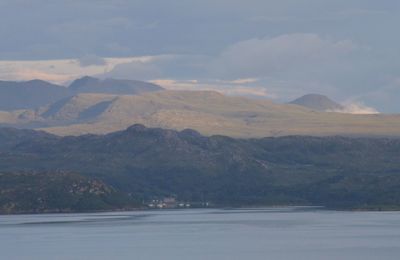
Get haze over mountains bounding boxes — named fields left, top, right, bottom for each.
left=0, top=77, right=399, bottom=138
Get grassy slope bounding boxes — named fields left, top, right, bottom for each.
left=38, top=90, right=400, bottom=137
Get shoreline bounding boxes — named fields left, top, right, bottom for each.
left=2, top=205, right=400, bottom=216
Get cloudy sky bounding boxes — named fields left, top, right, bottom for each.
left=1, top=0, right=399, bottom=112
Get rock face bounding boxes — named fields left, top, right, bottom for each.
left=289, top=94, right=344, bottom=111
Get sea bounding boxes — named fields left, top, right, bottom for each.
left=1, top=207, right=400, bottom=260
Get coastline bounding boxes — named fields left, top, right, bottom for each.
left=2, top=204, right=400, bottom=216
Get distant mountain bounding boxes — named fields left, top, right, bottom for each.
left=1, top=89, right=400, bottom=137
left=290, top=94, right=344, bottom=111
left=0, top=77, right=164, bottom=111
left=39, top=90, right=400, bottom=137
left=69, top=76, right=163, bottom=95
left=1, top=125, right=400, bottom=213
left=0, top=80, right=69, bottom=111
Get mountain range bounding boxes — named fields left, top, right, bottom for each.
left=0, top=77, right=399, bottom=138
left=1, top=125, right=399, bottom=213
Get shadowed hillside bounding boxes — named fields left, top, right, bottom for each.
left=0, top=77, right=163, bottom=111
left=1, top=125, right=400, bottom=213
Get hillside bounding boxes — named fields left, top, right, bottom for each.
left=0, top=125, right=400, bottom=213
left=39, top=90, right=400, bottom=137
left=1, top=79, right=400, bottom=138
left=0, top=172, right=137, bottom=214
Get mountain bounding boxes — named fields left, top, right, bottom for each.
left=290, top=94, right=344, bottom=111
left=1, top=125, right=400, bottom=213
left=39, top=90, right=400, bottom=137
left=0, top=80, right=70, bottom=111
left=1, top=80, right=400, bottom=138
left=0, top=77, right=164, bottom=111
left=68, top=76, right=164, bottom=95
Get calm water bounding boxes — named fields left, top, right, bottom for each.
left=1, top=207, right=400, bottom=260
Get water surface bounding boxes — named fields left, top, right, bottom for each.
left=1, top=207, right=400, bottom=260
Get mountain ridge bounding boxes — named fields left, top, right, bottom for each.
left=68, top=76, right=163, bottom=95
left=0, top=77, right=163, bottom=111
left=0, top=78, right=399, bottom=138
left=1, top=125, right=400, bottom=213
left=38, top=90, right=400, bottom=137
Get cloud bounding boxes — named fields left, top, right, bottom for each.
left=77, top=54, right=106, bottom=67
left=0, top=68, right=71, bottom=83
left=217, top=78, right=260, bottom=84
left=349, top=83, right=400, bottom=114
left=0, top=56, right=155, bottom=84
left=211, top=33, right=358, bottom=79
left=150, top=79, right=273, bottom=98
left=101, top=54, right=210, bottom=80
left=48, top=17, right=136, bottom=36
left=99, top=55, right=174, bottom=80
left=100, top=33, right=360, bottom=85
left=0, top=29, right=397, bottom=112
left=101, top=60, right=162, bottom=80
left=329, top=102, right=379, bottom=115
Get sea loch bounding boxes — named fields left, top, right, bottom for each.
left=1, top=208, right=400, bottom=260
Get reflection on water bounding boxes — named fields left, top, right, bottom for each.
left=1, top=207, right=400, bottom=260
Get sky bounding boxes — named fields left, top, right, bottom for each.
left=0, top=0, right=399, bottom=112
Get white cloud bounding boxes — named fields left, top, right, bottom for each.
left=349, top=83, right=400, bottom=114
left=217, top=78, right=260, bottom=84
left=0, top=56, right=156, bottom=84
left=329, top=102, right=379, bottom=115
left=150, top=79, right=273, bottom=98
